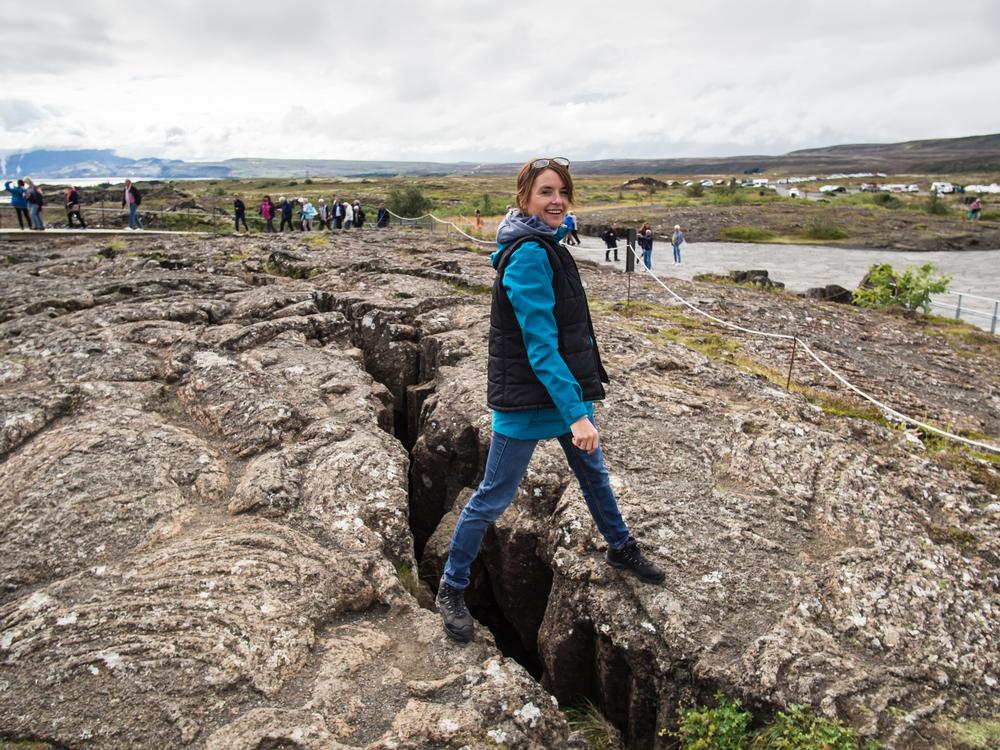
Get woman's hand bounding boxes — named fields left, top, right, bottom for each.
left=570, top=416, right=599, bottom=454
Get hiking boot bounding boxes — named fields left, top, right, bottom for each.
left=606, top=537, right=666, bottom=584
left=436, top=582, right=474, bottom=642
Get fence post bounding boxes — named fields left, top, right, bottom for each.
left=955, top=293, right=963, bottom=320
left=992, top=301, right=998, bottom=335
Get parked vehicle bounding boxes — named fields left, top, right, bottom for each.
left=787, top=188, right=802, bottom=198
left=860, top=183, right=880, bottom=192
left=906, top=184, right=920, bottom=193
left=819, top=185, right=845, bottom=193
left=931, top=181, right=955, bottom=194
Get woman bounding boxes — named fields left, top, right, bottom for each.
left=25, top=178, right=45, bottom=230
left=316, top=199, right=330, bottom=230
left=671, top=224, right=685, bottom=264
left=122, top=179, right=142, bottom=231
left=299, top=198, right=316, bottom=231
left=4, top=179, right=30, bottom=230
left=64, top=186, right=86, bottom=228
left=260, top=195, right=276, bottom=233
left=436, top=157, right=665, bottom=643
left=279, top=197, right=294, bottom=232
left=353, top=199, right=365, bottom=228
left=638, top=222, right=653, bottom=269
left=233, top=195, right=248, bottom=232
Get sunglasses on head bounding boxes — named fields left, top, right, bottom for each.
left=530, top=157, right=570, bottom=169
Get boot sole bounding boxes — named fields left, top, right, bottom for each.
left=606, top=559, right=666, bottom=584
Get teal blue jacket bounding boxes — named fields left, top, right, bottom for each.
left=491, top=216, right=594, bottom=440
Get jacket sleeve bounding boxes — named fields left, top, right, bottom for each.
left=502, top=242, right=589, bottom=426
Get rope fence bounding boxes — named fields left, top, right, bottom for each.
left=387, top=209, right=1000, bottom=455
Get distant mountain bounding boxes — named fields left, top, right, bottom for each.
left=4, top=134, right=999, bottom=179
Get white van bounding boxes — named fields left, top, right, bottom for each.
left=931, top=182, right=954, bottom=194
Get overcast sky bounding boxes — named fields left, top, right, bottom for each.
left=2, top=0, right=998, bottom=164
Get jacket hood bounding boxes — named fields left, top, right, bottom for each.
left=491, top=211, right=561, bottom=268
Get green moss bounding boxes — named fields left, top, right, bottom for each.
left=940, top=718, right=1000, bottom=749
left=394, top=563, right=420, bottom=598
left=924, top=524, right=979, bottom=552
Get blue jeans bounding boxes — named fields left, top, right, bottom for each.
left=442, top=430, right=631, bottom=590
left=672, top=243, right=681, bottom=263
left=643, top=249, right=652, bottom=269
left=28, top=204, right=43, bottom=229
left=128, top=203, right=143, bottom=229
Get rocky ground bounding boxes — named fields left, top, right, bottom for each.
left=578, top=202, right=1000, bottom=252
left=0, top=229, right=997, bottom=749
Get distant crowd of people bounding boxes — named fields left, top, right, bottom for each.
left=598, top=221, right=685, bottom=268
left=247, top=195, right=389, bottom=233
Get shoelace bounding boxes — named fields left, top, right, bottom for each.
left=441, top=588, right=464, bottom=616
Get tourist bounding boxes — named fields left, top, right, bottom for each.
left=601, top=225, right=618, bottom=261
left=279, top=196, right=294, bottom=232
left=353, top=199, right=365, bottom=228
left=474, top=208, right=483, bottom=233
left=969, top=197, right=983, bottom=221
left=299, top=198, right=316, bottom=231
left=638, top=222, right=654, bottom=269
left=317, top=199, right=330, bottom=230
left=122, top=179, right=143, bottom=231
left=435, top=156, right=666, bottom=643
left=564, top=211, right=580, bottom=245
left=64, top=186, right=86, bottom=229
left=4, top=179, right=30, bottom=230
left=233, top=195, right=248, bottom=232
left=25, top=178, right=45, bottom=230
left=671, top=224, right=685, bottom=264
left=332, top=196, right=344, bottom=229
left=376, top=203, right=389, bottom=228
left=260, top=195, right=276, bottom=233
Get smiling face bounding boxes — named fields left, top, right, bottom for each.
left=523, top=168, right=570, bottom=229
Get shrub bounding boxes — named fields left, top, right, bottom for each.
left=871, top=192, right=902, bottom=209
left=925, top=193, right=951, bottom=215
left=853, top=262, right=951, bottom=314
left=564, top=699, right=621, bottom=749
left=668, top=693, right=752, bottom=750
left=751, top=704, right=873, bottom=750
left=386, top=186, right=432, bottom=217
left=804, top=214, right=848, bottom=240
left=303, top=177, right=313, bottom=184
left=686, top=183, right=705, bottom=198
left=721, top=226, right=774, bottom=242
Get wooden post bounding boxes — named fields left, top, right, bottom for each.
left=786, top=337, right=798, bottom=390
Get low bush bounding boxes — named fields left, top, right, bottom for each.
left=871, top=192, right=902, bottom=209
left=751, top=705, right=877, bottom=750
left=804, top=214, right=848, bottom=240
left=669, top=693, right=751, bottom=749
left=386, top=186, right=432, bottom=217
left=925, top=193, right=951, bottom=215
left=720, top=225, right=774, bottom=242
left=686, top=183, right=705, bottom=198
left=853, top=262, right=951, bottom=314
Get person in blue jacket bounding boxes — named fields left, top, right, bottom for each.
left=435, top=157, right=666, bottom=643
left=4, top=179, right=30, bottom=230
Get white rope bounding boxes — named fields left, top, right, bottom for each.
left=620, top=241, right=1000, bottom=454
left=386, top=208, right=495, bottom=246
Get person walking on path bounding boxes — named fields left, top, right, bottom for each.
left=122, top=179, right=143, bottom=230
left=64, top=186, right=86, bottom=228
left=353, top=199, right=365, bottom=229
left=332, top=196, right=344, bottom=229
left=233, top=195, right=249, bottom=232
left=4, top=179, right=31, bottom=230
left=435, top=156, right=666, bottom=644
left=601, top=224, right=618, bottom=261
left=474, top=208, right=483, bottom=234
left=297, top=198, right=315, bottom=231
left=969, top=198, right=983, bottom=221
left=671, top=224, right=685, bottom=264
left=25, top=178, right=45, bottom=230
left=317, top=199, right=330, bottom=230
left=638, top=222, right=654, bottom=269
left=260, top=195, right=276, bottom=233
left=278, top=197, right=293, bottom=232
left=376, top=203, right=389, bottom=228
left=564, top=211, right=581, bottom=245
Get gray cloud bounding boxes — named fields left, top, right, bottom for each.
left=0, top=100, right=51, bottom=131
left=3, top=0, right=998, bottom=161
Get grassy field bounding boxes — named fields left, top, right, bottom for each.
left=13, top=171, right=998, bottom=246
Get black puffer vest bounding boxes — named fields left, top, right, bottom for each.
left=487, top=235, right=609, bottom=412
